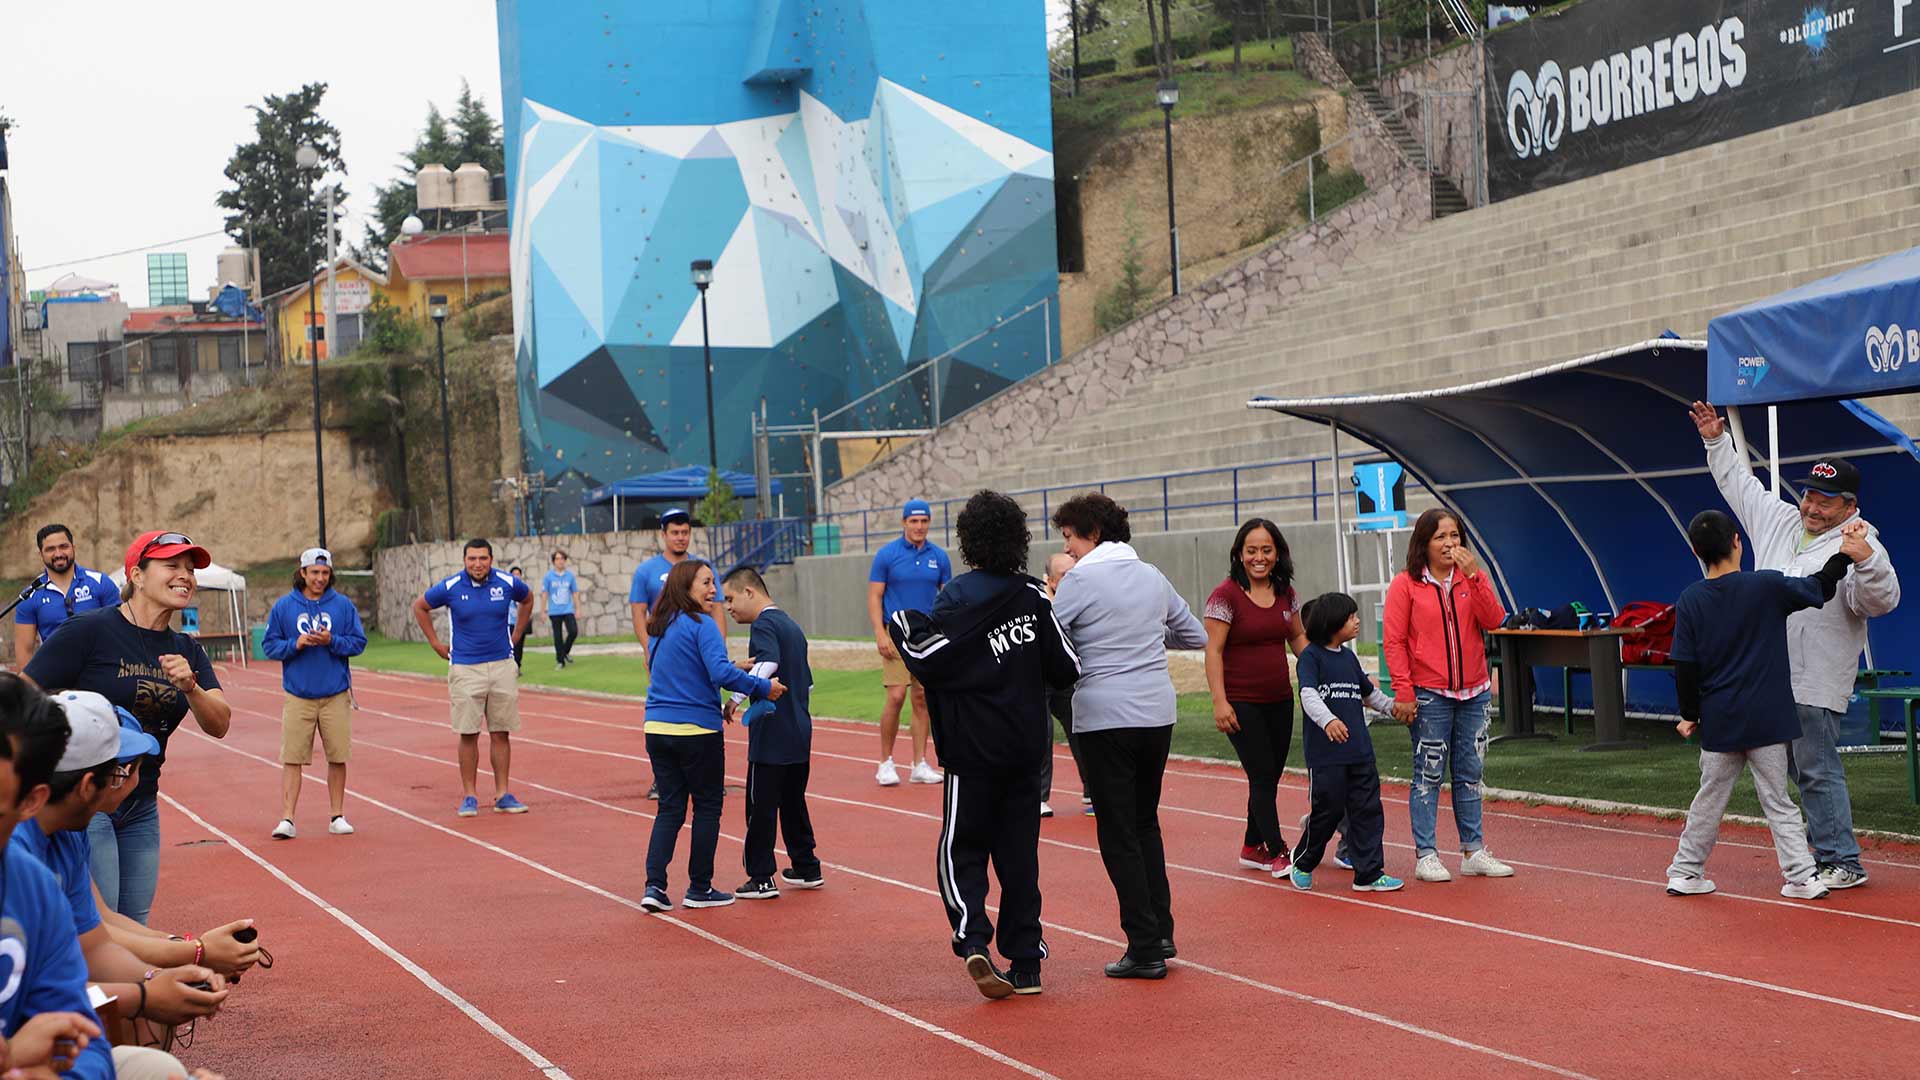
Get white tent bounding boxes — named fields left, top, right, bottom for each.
left=108, top=563, right=250, bottom=666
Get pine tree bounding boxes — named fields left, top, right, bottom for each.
left=215, top=83, right=346, bottom=297
left=358, top=85, right=504, bottom=268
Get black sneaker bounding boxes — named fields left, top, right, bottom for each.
left=1103, top=952, right=1168, bottom=980
left=737, top=878, right=780, bottom=900
left=780, top=868, right=825, bottom=890
left=1009, top=970, right=1042, bottom=996
left=965, top=950, right=1014, bottom=1000
left=1154, top=938, right=1177, bottom=961
left=647, top=783, right=659, bottom=800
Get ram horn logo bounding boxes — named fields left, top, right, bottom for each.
left=1865, top=324, right=1907, bottom=373
left=1810, top=462, right=1839, bottom=479
left=1505, top=61, right=1566, bottom=160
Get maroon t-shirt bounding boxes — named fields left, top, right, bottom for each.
left=1204, top=579, right=1298, bottom=703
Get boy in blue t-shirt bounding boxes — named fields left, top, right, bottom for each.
left=1289, top=592, right=1403, bottom=893
left=541, top=550, right=580, bottom=668
left=1666, top=510, right=1864, bottom=901
left=721, top=567, right=822, bottom=899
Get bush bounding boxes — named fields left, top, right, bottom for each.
left=1094, top=207, right=1150, bottom=334
left=1131, top=32, right=1211, bottom=69
left=362, top=293, right=423, bottom=355
left=695, top=468, right=743, bottom=526
left=1077, top=57, right=1118, bottom=77
left=1297, top=166, right=1367, bottom=221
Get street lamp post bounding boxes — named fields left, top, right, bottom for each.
left=295, top=142, right=327, bottom=548
left=430, top=295, right=456, bottom=542
left=690, top=260, right=717, bottom=473
left=1156, top=82, right=1181, bottom=296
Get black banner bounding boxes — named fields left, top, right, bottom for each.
left=1487, top=0, right=1920, bottom=201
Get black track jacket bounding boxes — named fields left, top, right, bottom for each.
left=888, top=570, right=1081, bottom=775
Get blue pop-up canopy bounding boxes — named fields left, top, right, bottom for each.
left=1249, top=339, right=1920, bottom=715
left=1709, top=246, right=1920, bottom=406
left=580, top=467, right=779, bottom=506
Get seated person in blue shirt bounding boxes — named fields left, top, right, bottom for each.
left=13, top=525, right=120, bottom=669
left=12, top=689, right=244, bottom=1059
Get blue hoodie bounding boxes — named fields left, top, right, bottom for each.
left=262, top=587, right=367, bottom=699
left=645, top=611, right=770, bottom=733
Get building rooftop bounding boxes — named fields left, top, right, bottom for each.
left=389, top=232, right=509, bottom=282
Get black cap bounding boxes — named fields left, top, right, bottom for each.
left=659, top=508, right=691, bottom=525
left=1795, top=458, right=1860, bottom=498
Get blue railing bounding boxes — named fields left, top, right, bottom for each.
left=712, top=517, right=810, bottom=575
left=814, top=456, right=1352, bottom=556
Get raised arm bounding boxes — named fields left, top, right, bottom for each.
left=1840, top=523, right=1901, bottom=618
left=1694, top=402, right=1800, bottom=551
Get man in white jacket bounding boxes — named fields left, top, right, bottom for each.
left=1691, top=402, right=1901, bottom=890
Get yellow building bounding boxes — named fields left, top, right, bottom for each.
left=386, top=232, right=510, bottom=321
left=269, top=257, right=395, bottom=361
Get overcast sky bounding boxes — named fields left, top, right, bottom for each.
left=3, top=1, right=1073, bottom=308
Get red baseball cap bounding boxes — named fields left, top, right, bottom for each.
left=124, top=530, right=212, bottom=575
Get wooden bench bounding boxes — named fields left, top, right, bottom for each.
left=1858, top=688, right=1920, bottom=804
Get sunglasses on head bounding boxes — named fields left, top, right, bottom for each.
left=110, top=762, right=136, bottom=789
left=139, top=533, right=194, bottom=561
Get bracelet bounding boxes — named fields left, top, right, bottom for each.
left=193, top=940, right=204, bottom=967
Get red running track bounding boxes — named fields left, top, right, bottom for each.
left=145, top=664, right=1920, bottom=1078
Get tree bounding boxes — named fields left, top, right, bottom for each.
left=696, top=468, right=744, bottom=526
left=357, top=82, right=505, bottom=269
left=451, top=82, right=505, bottom=175
left=216, top=84, right=346, bottom=299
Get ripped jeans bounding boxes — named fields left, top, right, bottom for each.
left=1409, top=689, right=1490, bottom=858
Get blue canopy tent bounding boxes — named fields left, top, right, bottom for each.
left=1249, top=338, right=1920, bottom=716
left=580, top=467, right=782, bottom=531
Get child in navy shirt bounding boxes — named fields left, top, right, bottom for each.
left=721, top=567, right=822, bottom=899
left=1665, top=510, right=1864, bottom=901
left=1289, top=593, right=1402, bottom=892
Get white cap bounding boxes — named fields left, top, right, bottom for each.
left=52, top=691, right=161, bottom=772
left=300, top=548, right=332, bottom=568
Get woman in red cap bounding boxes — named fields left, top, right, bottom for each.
left=24, top=530, right=232, bottom=924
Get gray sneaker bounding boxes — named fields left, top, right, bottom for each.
left=1814, top=865, right=1868, bottom=890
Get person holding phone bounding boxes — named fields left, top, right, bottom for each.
left=1382, top=509, right=1511, bottom=885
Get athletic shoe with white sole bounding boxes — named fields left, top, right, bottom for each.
left=1331, top=853, right=1354, bottom=871
left=647, top=783, right=659, bottom=800
left=271, top=819, right=296, bottom=840
left=493, top=793, right=530, bottom=814
left=640, top=887, right=673, bottom=913
left=876, top=759, right=901, bottom=787
left=1040, top=802, right=1054, bottom=818
left=328, top=816, right=354, bottom=836
left=736, top=878, right=779, bottom=900
left=1460, top=849, right=1514, bottom=877
left=457, top=796, right=479, bottom=818
left=684, top=886, right=736, bottom=908
left=1009, top=970, right=1043, bottom=996
left=1289, top=867, right=1313, bottom=891
left=1414, top=854, right=1452, bottom=882
left=1237, top=844, right=1270, bottom=871
left=1780, top=878, right=1831, bottom=900
left=780, top=868, right=825, bottom=890
left=909, top=760, right=944, bottom=784
left=1352, top=874, right=1405, bottom=892
left=1665, top=876, right=1716, bottom=896
left=1815, top=865, right=1868, bottom=890
left=965, top=950, right=1014, bottom=1000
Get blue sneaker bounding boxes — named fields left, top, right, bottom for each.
left=684, top=885, right=735, bottom=909
left=1352, top=874, right=1405, bottom=892
left=640, top=886, right=672, bottom=913
left=493, top=793, right=529, bottom=814
left=1290, top=867, right=1313, bottom=891
left=457, top=795, right=479, bottom=818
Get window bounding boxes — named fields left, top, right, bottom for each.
left=149, top=338, right=178, bottom=374
left=146, top=253, right=189, bottom=306
left=66, top=341, right=104, bottom=380
left=217, top=335, right=242, bottom=373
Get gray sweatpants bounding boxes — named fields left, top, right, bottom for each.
left=1667, top=742, right=1815, bottom=884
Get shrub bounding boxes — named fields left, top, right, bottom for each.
left=1094, top=207, right=1150, bottom=334
left=695, top=468, right=744, bottom=526
left=1297, top=166, right=1366, bottom=221
left=362, top=292, right=423, bottom=355
left=1077, top=57, right=1119, bottom=77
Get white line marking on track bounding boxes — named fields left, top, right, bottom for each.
left=181, top=728, right=1059, bottom=1080
left=158, top=792, right=576, bottom=1080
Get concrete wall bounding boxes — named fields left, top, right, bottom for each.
left=374, top=531, right=668, bottom=643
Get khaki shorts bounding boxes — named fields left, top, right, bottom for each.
left=281, top=691, right=352, bottom=765
left=449, top=659, right=522, bottom=734
left=881, top=654, right=923, bottom=690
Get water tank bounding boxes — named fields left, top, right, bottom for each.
left=216, top=247, right=253, bottom=289
left=451, top=163, right=492, bottom=209
left=417, top=164, right=454, bottom=210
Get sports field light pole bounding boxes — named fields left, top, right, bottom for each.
left=295, top=142, right=328, bottom=548
left=430, top=295, right=456, bottom=541
left=1156, top=82, right=1181, bottom=296
left=690, top=259, right=718, bottom=472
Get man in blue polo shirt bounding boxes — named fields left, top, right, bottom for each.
left=413, top=539, right=533, bottom=818
left=867, top=498, right=952, bottom=786
left=629, top=508, right=720, bottom=800
left=13, top=524, right=120, bottom=667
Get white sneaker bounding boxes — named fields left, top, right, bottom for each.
left=876, top=759, right=901, bottom=787
left=1039, top=802, right=1054, bottom=818
left=909, top=760, right=944, bottom=784
left=1665, top=876, right=1715, bottom=896
left=1781, top=878, right=1831, bottom=900
left=1460, top=849, right=1515, bottom=878
left=328, top=816, right=355, bottom=836
left=1414, top=854, right=1452, bottom=882
left=1815, top=865, right=1868, bottom=890
left=271, top=819, right=296, bottom=840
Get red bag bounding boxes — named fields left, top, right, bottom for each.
left=1615, top=601, right=1676, bottom=664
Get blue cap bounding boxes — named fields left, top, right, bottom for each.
left=902, top=498, right=931, bottom=520
left=659, top=508, right=691, bottom=526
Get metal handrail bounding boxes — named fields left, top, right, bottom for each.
left=815, top=297, right=1055, bottom=432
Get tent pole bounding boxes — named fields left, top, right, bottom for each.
left=1329, top=424, right=1348, bottom=594
left=1767, top=405, right=1781, bottom=498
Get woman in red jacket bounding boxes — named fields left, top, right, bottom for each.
left=1383, top=509, right=1514, bottom=885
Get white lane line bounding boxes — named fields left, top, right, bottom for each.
left=158, top=792, right=574, bottom=1080
left=179, top=727, right=1058, bottom=1080
left=207, top=718, right=1598, bottom=1079
left=287, top=668, right=1920, bottom=872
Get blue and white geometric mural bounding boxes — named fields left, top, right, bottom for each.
left=496, top=0, right=1059, bottom=524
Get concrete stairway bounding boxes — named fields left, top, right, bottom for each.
left=1356, top=84, right=1469, bottom=218
left=957, top=91, right=1920, bottom=532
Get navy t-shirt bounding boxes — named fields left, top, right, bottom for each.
left=1671, top=570, right=1827, bottom=752
left=10, top=821, right=101, bottom=936
left=23, top=607, right=220, bottom=803
left=1296, top=644, right=1378, bottom=767
left=14, top=567, right=120, bottom=643
left=423, top=569, right=530, bottom=665
left=746, top=607, right=812, bottom=765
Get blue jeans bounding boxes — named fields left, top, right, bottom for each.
left=1409, top=690, right=1490, bottom=858
left=1788, top=704, right=1862, bottom=874
left=89, top=794, right=161, bottom=925
left=644, top=732, right=726, bottom=894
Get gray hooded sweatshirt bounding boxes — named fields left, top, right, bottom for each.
left=1050, top=541, right=1207, bottom=732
